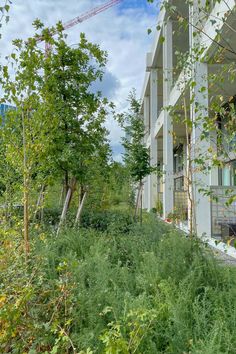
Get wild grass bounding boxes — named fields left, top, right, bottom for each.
left=1, top=213, right=236, bottom=353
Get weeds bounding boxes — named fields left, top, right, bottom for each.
left=1, top=213, right=236, bottom=353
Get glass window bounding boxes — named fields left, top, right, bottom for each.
left=219, top=160, right=236, bottom=187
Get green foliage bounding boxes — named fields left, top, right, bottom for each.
left=43, top=29, right=111, bottom=187
left=156, top=199, right=163, bottom=216
left=1, top=214, right=236, bottom=353
left=0, top=20, right=113, bottom=244
left=80, top=209, right=134, bottom=233
left=0, top=0, right=11, bottom=29
left=83, top=162, right=131, bottom=212
left=119, top=90, right=156, bottom=184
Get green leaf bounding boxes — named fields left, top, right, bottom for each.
left=160, top=35, right=165, bottom=44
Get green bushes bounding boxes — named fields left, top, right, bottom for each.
left=1, top=213, right=236, bottom=353
left=80, top=209, right=134, bottom=233
left=37, top=208, right=135, bottom=233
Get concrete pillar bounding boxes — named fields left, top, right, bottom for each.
left=190, top=2, right=211, bottom=237
left=143, top=96, right=150, bottom=209
left=163, top=20, right=174, bottom=218
left=190, top=62, right=211, bottom=237
left=143, top=176, right=149, bottom=209
left=144, top=96, right=150, bottom=140
left=147, top=69, right=158, bottom=210
left=210, top=168, right=218, bottom=186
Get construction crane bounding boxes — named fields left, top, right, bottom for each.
left=37, top=0, right=123, bottom=49
left=63, top=0, right=123, bottom=31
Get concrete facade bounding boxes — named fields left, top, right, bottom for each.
left=141, top=0, right=236, bottom=238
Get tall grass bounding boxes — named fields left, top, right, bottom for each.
left=1, top=213, right=236, bottom=353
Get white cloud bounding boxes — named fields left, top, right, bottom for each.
left=1, top=0, right=157, bottom=160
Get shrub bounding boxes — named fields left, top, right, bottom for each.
left=1, top=213, right=236, bottom=353
left=80, top=209, right=134, bottom=233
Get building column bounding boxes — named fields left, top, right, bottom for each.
left=190, top=62, right=211, bottom=237
left=144, top=96, right=150, bottom=141
left=210, top=168, right=218, bottom=186
left=142, top=176, right=148, bottom=209
left=190, top=2, right=211, bottom=237
left=147, top=69, right=158, bottom=210
left=163, top=20, right=174, bottom=218
left=143, top=96, right=150, bottom=209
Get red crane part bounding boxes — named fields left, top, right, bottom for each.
left=36, top=0, right=123, bottom=45
left=63, top=0, right=123, bottom=30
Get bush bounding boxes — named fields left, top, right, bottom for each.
left=1, top=213, right=236, bottom=353
left=80, top=209, right=134, bottom=233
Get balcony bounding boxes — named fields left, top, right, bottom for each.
left=174, top=190, right=188, bottom=221
left=156, top=189, right=188, bottom=222
left=211, top=186, right=236, bottom=239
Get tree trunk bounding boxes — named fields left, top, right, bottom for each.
left=140, top=190, right=143, bottom=225
left=33, top=184, right=46, bottom=222
left=22, top=110, right=30, bottom=256
left=57, top=177, right=76, bottom=236
left=184, top=97, right=196, bottom=236
left=23, top=184, right=30, bottom=255
left=40, top=190, right=45, bottom=223
left=80, top=184, right=86, bottom=203
left=75, top=190, right=87, bottom=225
left=59, top=183, right=64, bottom=207
left=134, top=181, right=143, bottom=219
left=65, top=170, right=69, bottom=194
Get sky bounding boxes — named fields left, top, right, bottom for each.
left=1, top=0, right=159, bottom=161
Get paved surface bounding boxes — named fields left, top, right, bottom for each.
left=208, top=245, right=236, bottom=266
left=160, top=216, right=236, bottom=266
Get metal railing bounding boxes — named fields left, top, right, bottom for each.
left=210, top=186, right=236, bottom=238
left=156, top=190, right=188, bottom=221
left=174, top=191, right=188, bottom=221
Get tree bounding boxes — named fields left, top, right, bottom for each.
left=0, top=30, right=54, bottom=256
left=38, top=23, right=112, bottom=233
left=119, top=90, right=156, bottom=221
left=0, top=19, right=112, bottom=251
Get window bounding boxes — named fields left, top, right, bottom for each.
left=217, top=96, right=236, bottom=154
left=174, top=176, right=184, bottom=191
left=219, top=160, right=236, bottom=187
left=173, top=144, right=184, bottom=174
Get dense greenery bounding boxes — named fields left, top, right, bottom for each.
left=1, top=213, right=236, bottom=353
left=119, top=91, right=154, bottom=185
left=1, top=4, right=236, bottom=354
left=118, top=91, right=156, bottom=220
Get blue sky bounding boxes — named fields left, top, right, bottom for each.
left=1, top=0, right=159, bottom=161
left=119, top=0, right=157, bottom=11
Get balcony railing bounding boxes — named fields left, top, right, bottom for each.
left=210, top=186, right=236, bottom=239
left=174, top=190, right=188, bottom=221
left=156, top=190, right=188, bottom=221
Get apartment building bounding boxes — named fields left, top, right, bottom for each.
left=141, top=0, right=236, bottom=239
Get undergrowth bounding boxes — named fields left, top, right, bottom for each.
left=1, top=212, right=236, bottom=353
